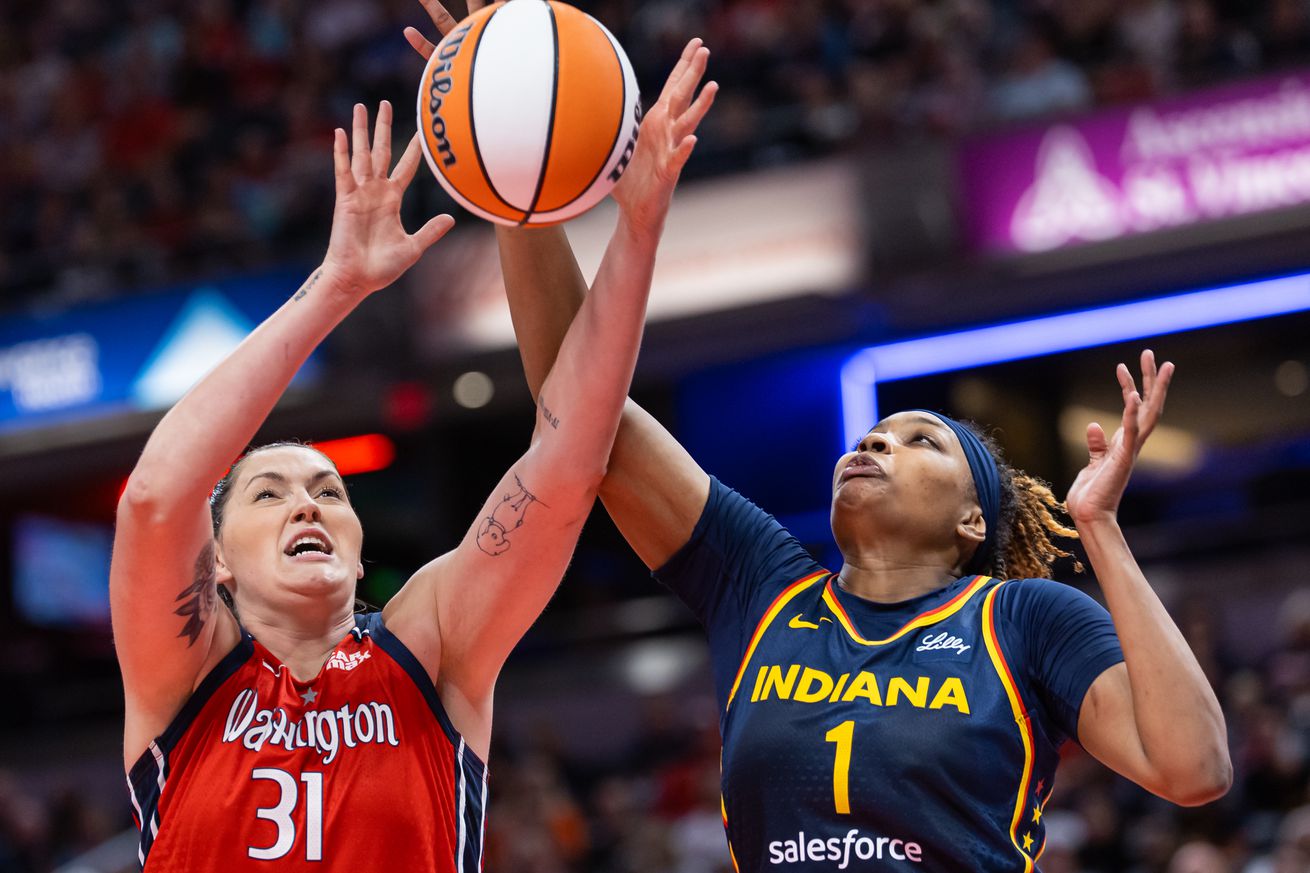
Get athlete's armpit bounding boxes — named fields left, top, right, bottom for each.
left=174, top=541, right=217, bottom=646
left=476, top=474, right=544, bottom=556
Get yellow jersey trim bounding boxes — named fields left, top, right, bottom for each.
left=725, top=571, right=830, bottom=711
left=821, top=575, right=991, bottom=647
left=981, top=580, right=1036, bottom=873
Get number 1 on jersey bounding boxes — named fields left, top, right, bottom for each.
left=825, top=720, right=854, bottom=814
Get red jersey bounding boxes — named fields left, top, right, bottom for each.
left=127, top=612, right=488, bottom=872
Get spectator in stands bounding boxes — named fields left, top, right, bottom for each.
left=987, top=17, right=1093, bottom=120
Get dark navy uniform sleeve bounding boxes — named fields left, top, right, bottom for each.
left=995, top=579, right=1125, bottom=746
left=654, top=477, right=825, bottom=702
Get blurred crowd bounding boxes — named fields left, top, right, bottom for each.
left=0, top=596, right=1304, bottom=872
left=5, top=0, right=1310, bottom=310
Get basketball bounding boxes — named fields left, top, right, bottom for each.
left=417, top=0, right=642, bottom=226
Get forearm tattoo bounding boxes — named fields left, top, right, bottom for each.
left=538, top=396, right=560, bottom=430
left=174, top=541, right=217, bottom=646
left=476, top=475, right=542, bottom=556
left=293, top=269, right=322, bottom=301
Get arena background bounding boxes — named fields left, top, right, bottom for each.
left=2, top=0, right=1309, bottom=871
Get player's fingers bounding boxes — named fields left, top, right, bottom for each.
left=467, top=0, right=487, bottom=13
left=1140, top=348, right=1157, bottom=399
left=675, top=80, right=717, bottom=140
left=1140, top=360, right=1174, bottom=437
left=1116, top=362, right=1137, bottom=405
left=372, top=100, right=393, bottom=177
left=404, top=26, right=437, bottom=59
left=1155, top=361, right=1175, bottom=406
left=1144, top=357, right=1171, bottom=413
left=418, top=0, right=460, bottom=36
left=657, top=38, right=702, bottom=106
left=669, top=46, right=710, bottom=116
left=390, top=133, right=425, bottom=187
left=1122, top=389, right=1141, bottom=448
left=413, top=213, right=456, bottom=251
left=1085, top=422, right=1107, bottom=459
left=670, top=134, right=697, bottom=171
left=333, top=128, right=355, bottom=195
left=352, top=103, right=373, bottom=181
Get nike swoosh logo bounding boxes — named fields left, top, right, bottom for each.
left=789, top=614, right=833, bottom=630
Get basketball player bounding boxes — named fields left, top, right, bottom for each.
left=112, top=85, right=709, bottom=870
left=498, top=254, right=1232, bottom=872
left=403, top=23, right=1231, bottom=872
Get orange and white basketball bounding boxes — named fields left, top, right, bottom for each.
left=417, top=0, right=642, bottom=226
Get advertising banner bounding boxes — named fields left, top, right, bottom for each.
left=0, top=269, right=315, bottom=434
left=960, top=72, right=1310, bottom=254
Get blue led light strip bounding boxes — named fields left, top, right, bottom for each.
left=841, top=272, right=1310, bottom=449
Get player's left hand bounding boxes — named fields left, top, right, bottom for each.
left=404, top=0, right=486, bottom=56
left=612, top=38, right=717, bottom=238
left=1065, top=349, right=1175, bottom=526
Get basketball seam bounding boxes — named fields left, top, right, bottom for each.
left=466, top=2, right=524, bottom=219
left=532, top=20, right=630, bottom=219
left=522, top=0, right=560, bottom=224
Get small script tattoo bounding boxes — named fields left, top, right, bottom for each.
left=174, top=541, right=218, bottom=646
left=476, top=474, right=542, bottom=556
left=293, top=269, right=322, bottom=301
left=538, top=396, right=560, bottom=430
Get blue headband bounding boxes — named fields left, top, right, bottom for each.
left=910, top=410, right=1001, bottom=576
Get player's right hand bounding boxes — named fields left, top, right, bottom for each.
left=323, top=101, right=455, bottom=298
left=405, top=0, right=487, bottom=57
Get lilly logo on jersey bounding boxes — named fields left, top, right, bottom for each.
left=222, top=688, right=399, bottom=765
left=915, top=632, right=971, bottom=654
left=748, top=665, right=970, bottom=714
left=768, top=828, right=923, bottom=868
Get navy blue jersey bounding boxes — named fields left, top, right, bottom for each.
left=656, top=478, right=1123, bottom=872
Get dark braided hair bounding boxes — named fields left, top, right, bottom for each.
left=958, top=421, right=1083, bottom=580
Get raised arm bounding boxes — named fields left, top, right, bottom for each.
left=408, top=16, right=718, bottom=571
left=388, top=41, right=718, bottom=739
left=111, top=103, right=451, bottom=765
left=1067, top=351, right=1232, bottom=805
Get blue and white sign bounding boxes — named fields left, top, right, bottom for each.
left=0, top=268, right=318, bottom=433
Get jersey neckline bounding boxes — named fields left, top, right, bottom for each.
left=242, top=613, right=374, bottom=687
left=823, top=575, right=992, bottom=646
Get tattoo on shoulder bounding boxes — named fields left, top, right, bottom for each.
left=476, top=474, right=545, bottom=556
left=174, top=541, right=218, bottom=647
left=293, top=269, right=322, bottom=301
left=538, top=396, right=560, bottom=430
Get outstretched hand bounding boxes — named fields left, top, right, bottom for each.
left=1065, top=350, right=1176, bottom=525
left=612, top=39, right=717, bottom=237
left=404, top=0, right=485, bottom=56
left=323, top=101, right=454, bottom=297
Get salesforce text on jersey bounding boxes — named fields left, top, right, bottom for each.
left=768, top=829, right=923, bottom=868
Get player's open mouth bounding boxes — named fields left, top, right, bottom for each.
left=284, top=531, right=334, bottom=557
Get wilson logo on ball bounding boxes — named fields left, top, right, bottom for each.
left=424, top=20, right=474, bottom=168
left=417, top=0, right=641, bottom=226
